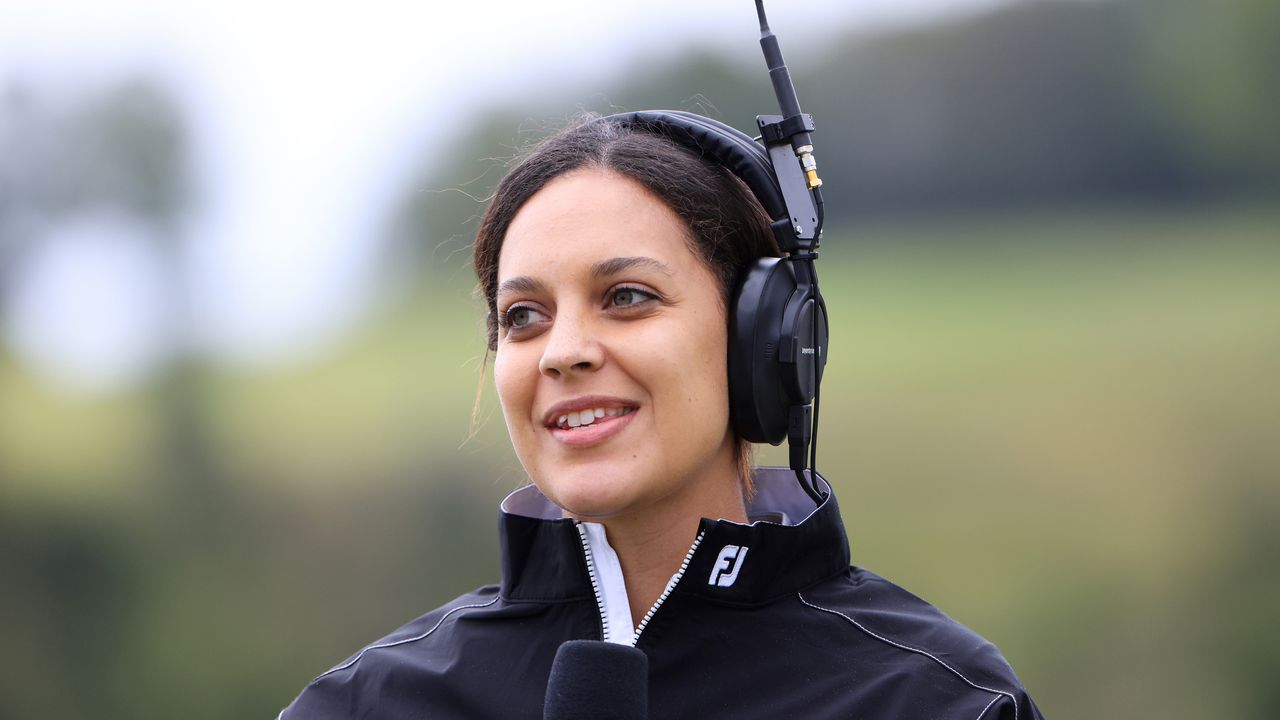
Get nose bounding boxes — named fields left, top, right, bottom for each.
left=538, top=308, right=604, bottom=379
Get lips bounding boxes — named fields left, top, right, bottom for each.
left=542, top=396, right=639, bottom=429
left=554, top=406, right=636, bottom=429
left=541, top=396, right=640, bottom=448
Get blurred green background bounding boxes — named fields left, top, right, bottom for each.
left=2, top=0, right=1278, bottom=718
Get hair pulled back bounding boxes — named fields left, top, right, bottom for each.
left=473, top=115, right=780, bottom=351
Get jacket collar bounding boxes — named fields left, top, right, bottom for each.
left=497, top=468, right=850, bottom=607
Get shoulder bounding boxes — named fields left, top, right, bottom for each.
left=797, top=567, right=1043, bottom=719
left=277, top=586, right=502, bottom=720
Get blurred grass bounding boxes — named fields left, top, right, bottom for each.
left=1, top=204, right=1277, bottom=719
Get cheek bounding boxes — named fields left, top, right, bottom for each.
left=684, top=304, right=730, bottom=394
left=640, top=310, right=731, bottom=426
left=686, top=328, right=731, bottom=421
left=493, top=347, right=536, bottom=429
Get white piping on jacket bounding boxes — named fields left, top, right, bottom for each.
left=796, top=593, right=1018, bottom=720
left=974, top=693, right=1003, bottom=720
left=314, top=596, right=500, bottom=681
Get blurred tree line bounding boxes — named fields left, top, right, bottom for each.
left=395, top=0, right=1278, bottom=275
left=1, top=0, right=1277, bottom=718
left=0, top=79, right=188, bottom=302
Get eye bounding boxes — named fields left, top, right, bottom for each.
left=503, top=305, right=548, bottom=330
left=609, top=286, right=658, bottom=308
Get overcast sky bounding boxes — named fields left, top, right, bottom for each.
left=0, top=0, right=1011, bottom=393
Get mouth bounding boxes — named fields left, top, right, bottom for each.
left=541, top=397, right=640, bottom=448
left=550, top=405, right=638, bottom=430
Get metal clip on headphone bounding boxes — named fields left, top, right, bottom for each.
left=600, top=0, right=829, bottom=505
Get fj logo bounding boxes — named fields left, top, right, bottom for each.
left=709, top=544, right=749, bottom=587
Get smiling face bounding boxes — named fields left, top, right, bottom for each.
left=493, top=167, right=740, bottom=521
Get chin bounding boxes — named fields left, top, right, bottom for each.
left=535, top=460, right=655, bottom=520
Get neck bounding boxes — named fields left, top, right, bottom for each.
left=576, top=457, right=748, bottom=628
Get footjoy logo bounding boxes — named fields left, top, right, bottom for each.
left=708, top=544, right=749, bottom=587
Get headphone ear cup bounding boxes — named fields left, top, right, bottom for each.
left=728, top=257, right=799, bottom=444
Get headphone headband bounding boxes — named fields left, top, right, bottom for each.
left=596, top=111, right=788, bottom=224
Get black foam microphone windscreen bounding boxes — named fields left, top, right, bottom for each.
left=543, top=640, right=648, bottom=720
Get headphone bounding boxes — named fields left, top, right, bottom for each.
left=592, top=3, right=830, bottom=503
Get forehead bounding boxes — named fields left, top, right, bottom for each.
left=497, top=168, right=700, bottom=282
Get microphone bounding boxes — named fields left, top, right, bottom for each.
left=543, top=640, right=649, bottom=720
left=755, top=0, right=823, bottom=192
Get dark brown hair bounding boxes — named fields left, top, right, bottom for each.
left=472, top=115, right=781, bottom=491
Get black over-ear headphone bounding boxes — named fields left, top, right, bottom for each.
left=594, top=2, right=830, bottom=504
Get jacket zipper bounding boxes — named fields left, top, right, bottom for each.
left=575, top=524, right=705, bottom=647
left=575, top=523, right=611, bottom=643
left=632, top=530, right=704, bottom=645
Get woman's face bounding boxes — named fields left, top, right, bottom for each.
left=493, top=167, right=738, bottom=520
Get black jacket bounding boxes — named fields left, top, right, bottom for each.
left=280, top=469, right=1044, bottom=719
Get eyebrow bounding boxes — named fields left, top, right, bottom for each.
left=591, top=256, right=674, bottom=279
left=496, top=256, right=674, bottom=300
left=495, top=275, right=548, bottom=300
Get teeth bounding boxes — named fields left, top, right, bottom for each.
left=555, top=407, right=633, bottom=429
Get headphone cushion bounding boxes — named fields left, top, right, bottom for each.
left=728, top=257, right=798, bottom=444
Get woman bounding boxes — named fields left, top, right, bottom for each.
left=279, top=117, right=1044, bottom=718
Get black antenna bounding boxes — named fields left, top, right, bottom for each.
left=756, top=0, right=828, bottom=505
left=755, top=0, right=822, bottom=194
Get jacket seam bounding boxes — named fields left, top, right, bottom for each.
left=797, top=593, right=1018, bottom=720
left=500, top=593, right=593, bottom=604
left=974, top=693, right=1003, bottom=720
left=312, top=596, right=500, bottom=682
